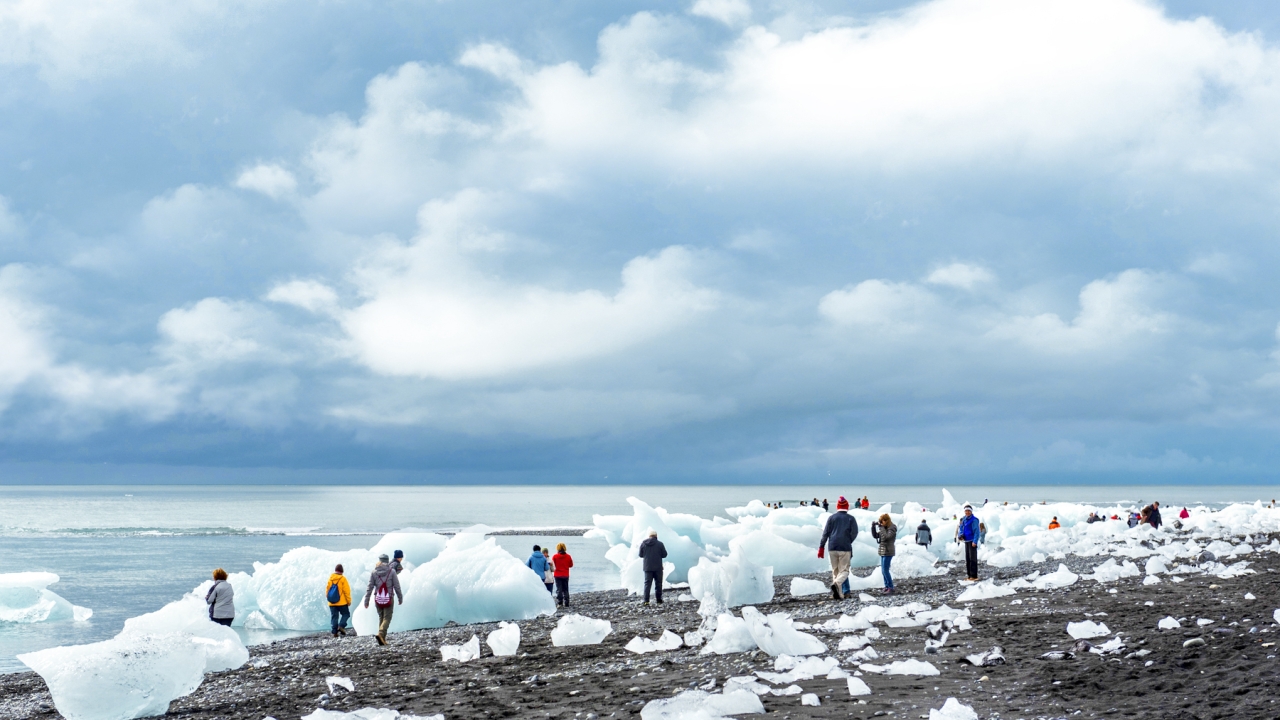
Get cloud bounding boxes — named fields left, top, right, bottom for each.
left=690, top=0, right=752, bottom=27
left=265, top=279, right=338, bottom=313
left=818, top=279, right=935, bottom=329
left=235, top=163, right=298, bottom=199
left=925, top=262, right=995, bottom=290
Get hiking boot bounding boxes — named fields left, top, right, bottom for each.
left=830, top=583, right=842, bottom=600
left=338, top=627, right=347, bottom=636
left=642, top=601, right=650, bottom=606
left=376, top=635, right=387, bottom=646
left=656, top=599, right=663, bottom=605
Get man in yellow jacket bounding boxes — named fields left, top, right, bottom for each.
left=327, top=564, right=352, bottom=637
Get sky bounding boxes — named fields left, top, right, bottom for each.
left=3, top=0, right=1280, bottom=485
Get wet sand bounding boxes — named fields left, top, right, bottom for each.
left=1, top=534, right=1277, bottom=720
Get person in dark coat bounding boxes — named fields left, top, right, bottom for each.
left=956, top=504, right=981, bottom=581
left=1144, top=502, right=1162, bottom=529
left=871, top=514, right=898, bottom=593
left=915, top=520, right=932, bottom=547
left=817, top=496, right=858, bottom=599
left=638, top=530, right=668, bottom=605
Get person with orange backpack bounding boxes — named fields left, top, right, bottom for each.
left=364, top=554, right=403, bottom=645
left=326, top=564, right=352, bottom=637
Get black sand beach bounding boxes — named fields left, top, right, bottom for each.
left=2, top=535, right=1277, bottom=720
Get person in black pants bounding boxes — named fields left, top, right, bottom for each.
left=638, top=530, right=668, bottom=605
left=956, top=504, right=981, bottom=580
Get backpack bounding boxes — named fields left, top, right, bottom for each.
left=327, top=580, right=341, bottom=604
left=374, top=580, right=393, bottom=608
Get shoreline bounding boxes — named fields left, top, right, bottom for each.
left=2, top=532, right=1277, bottom=719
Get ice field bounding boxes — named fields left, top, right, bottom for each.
left=13, top=489, right=1280, bottom=719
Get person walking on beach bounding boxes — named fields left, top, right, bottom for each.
left=553, top=543, right=574, bottom=607
left=1179, top=507, right=1190, bottom=519
left=527, top=545, right=551, bottom=593
left=957, top=504, right=980, bottom=581
left=861, top=496, right=870, bottom=510
left=1145, top=501, right=1162, bottom=529
left=364, top=554, right=403, bottom=645
left=638, top=530, right=668, bottom=605
left=205, top=569, right=235, bottom=626
left=326, top=564, right=352, bottom=637
left=542, top=547, right=555, bottom=593
left=1048, top=517, right=1061, bottom=530
left=391, top=550, right=404, bottom=574
left=915, top=519, right=932, bottom=547
left=871, top=513, right=897, bottom=594
left=818, top=496, right=858, bottom=599
left=822, top=498, right=829, bottom=511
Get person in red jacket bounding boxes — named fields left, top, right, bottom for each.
left=553, top=542, right=574, bottom=608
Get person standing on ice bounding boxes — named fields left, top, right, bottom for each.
left=638, top=530, right=668, bottom=605
left=915, top=519, right=932, bottom=547
left=205, top=569, right=235, bottom=626
left=326, top=564, right=352, bottom=637
left=1179, top=507, right=1190, bottom=519
left=817, top=496, right=858, bottom=599
left=1048, top=517, right=1061, bottom=530
left=364, top=554, right=403, bottom=645
left=553, top=542, right=574, bottom=607
left=871, top=514, right=897, bottom=594
left=957, top=504, right=981, bottom=582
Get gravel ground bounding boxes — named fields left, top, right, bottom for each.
left=1, top=534, right=1278, bottom=720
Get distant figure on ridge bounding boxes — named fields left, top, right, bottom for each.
left=1048, top=517, right=1061, bottom=530
left=205, top=568, right=235, bottom=627
left=871, top=513, right=897, bottom=594
left=817, top=496, right=858, bottom=599
left=638, top=530, right=668, bottom=606
left=365, top=553, right=403, bottom=645
left=527, top=544, right=552, bottom=594
left=553, top=543, right=574, bottom=607
left=915, top=519, right=932, bottom=547
left=957, top=504, right=981, bottom=582
left=541, top=547, right=555, bottom=593
left=326, top=564, right=351, bottom=637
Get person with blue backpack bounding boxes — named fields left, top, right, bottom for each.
left=326, top=564, right=352, bottom=637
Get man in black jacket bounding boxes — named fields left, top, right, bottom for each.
left=1144, top=502, right=1162, bottom=529
left=818, top=496, right=858, bottom=599
left=638, top=530, right=668, bottom=605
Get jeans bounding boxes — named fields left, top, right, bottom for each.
left=643, top=570, right=663, bottom=603
left=211, top=616, right=233, bottom=627
left=880, top=556, right=894, bottom=589
left=544, top=582, right=554, bottom=594
left=965, top=541, right=979, bottom=579
left=329, top=604, right=350, bottom=634
left=376, top=603, right=394, bottom=639
left=555, top=576, right=570, bottom=606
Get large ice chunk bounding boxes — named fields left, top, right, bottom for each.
left=739, top=607, right=827, bottom=657
left=230, top=546, right=376, bottom=631
left=700, top=612, right=758, bottom=655
left=0, top=572, right=92, bottom=624
left=1066, top=620, right=1110, bottom=639
left=1031, top=564, right=1079, bottom=590
left=18, top=592, right=247, bottom=720
left=688, top=549, right=774, bottom=607
left=352, top=532, right=554, bottom=635
left=858, top=659, right=939, bottom=676
left=369, top=532, right=449, bottom=569
left=550, top=614, right=612, bottom=646
left=440, top=635, right=480, bottom=662
left=955, top=580, right=1014, bottom=603
left=640, top=689, right=765, bottom=719
left=486, top=621, right=520, bottom=657
left=789, top=578, right=828, bottom=597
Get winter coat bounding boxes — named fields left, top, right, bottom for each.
left=365, top=563, right=403, bottom=605
left=957, top=514, right=980, bottom=543
left=915, top=522, right=932, bottom=546
left=327, top=573, right=351, bottom=607
left=819, top=510, right=859, bottom=552
left=205, top=580, right=235, bottom=620
left=638, top=537, right=668, bottom=573
left=553, top=551, right=574, bottom=578
left=391, top=559, right=404, bottom=575
left=527, top=552, right=550, bottom=576
left=872, top=522, right=897, bottom=557
left=1145, top=505, right=1162, bottom=528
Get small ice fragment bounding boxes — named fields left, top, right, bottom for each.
left=1274, top=609, right=1280, bottom=625
left=847, top=676, right=872, bottom=696
left=858, top=593, right=875, bottom=602
left=789, top=578, right=829, bottom=597
left=838, top=635, right=871, bottom=651
left=486, top=621, right=520, bottom=657
left=955, top=580, right=1014, bottom=602
left=440, top=635, right=481, bottom=662
left=325, top=676, right=354, bottom=694
left=551, top=614, right=612, bottom=646
left=929, top=698, right=979, bottom=720
left=1244, top=593, right=1255, bottom=600
left=739, top=606, right=827, bottom=657
left=639, top=688, right=765, bottom=719
left=858, top=659, right=939, bottom=676
left=800, top=693, right=820, bottom=706
left=683, top=630, right=704, bottom=647
left=1066, top=621, right=1110, bottom=639
left=1157, top=617, right=1181, bottom=630
left=626, top=630, right=683, bottom=654
left=769, top=684, right=803, bottom=696
left=303, top=711, right=443, bottom=720
left=1197, top=619, right=1214, bottom=627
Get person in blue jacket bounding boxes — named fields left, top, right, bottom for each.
left=526, top=544, right=551, bottom=593
left=956, top=504, right=981, bottom=581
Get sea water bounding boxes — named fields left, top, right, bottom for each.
left=1, top=483, right=1276, bottom=672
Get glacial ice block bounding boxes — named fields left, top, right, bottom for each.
left=701, top=612, right=757, bottom=655
left=486, top=621, right=520, bottom=657
left=640, top=689, right=765, bottom=719
left=688, top=549, right=774, bottom=607
left=739, top=606, right=827, bottom=657
left=789, top=577, right=829, bottom=597
left=440, top=635, right=481, bottom=662
left=0, top=572, right=92, bottom=624
left=929, top=698, right=979, bottom=720
left=550, top=614, right=612, bottom=646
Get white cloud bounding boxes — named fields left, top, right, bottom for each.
left=690, top=0, right=752, bottom=27
left=157, top=298, right=271, bottom=365
left=1185, top=252, right=1238, bottom=280
left=265, top=279, right=338, bottom=313
left=925, top=262, right=995, bottom=290
left=235, top=163, right=297, bottom=199
left=818, top=279, right=935, bottom=329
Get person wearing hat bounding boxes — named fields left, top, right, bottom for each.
left=817, top=496, right=858, bottom=599
left=364, top=554, right=403, bottom=645
left=956, top=504, right=981, bottom=581
left=390, top=550, right=404, bottom=574
left=326, top=564, right=352, bottom=637
left=638, top=530, right=668, bottom=605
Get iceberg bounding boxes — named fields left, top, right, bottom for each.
left=688, top=549, right=774, bottom=608
left=18, top=592, right=247, bottom=720
left=550, top=614, right=612, bottom=646
left=640, top=689, right=765, bottom=719
left=486, top=621, right=520, bottom=657
left=0, top=572, right=92, bottom=624
left=440, top=635, right=481, bottom=662
left=740, top=606, right=827, bottom=657
left=352, top=532, right=554, bottom=636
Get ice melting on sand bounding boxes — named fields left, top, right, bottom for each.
left=639, top=688, right=765, bottom=719
left=302, top=710, right=444, bottom=720
left=955, top=580, right=1015, bottom=602
left=1157, top=616, right=1181, bottom=630
left=929, top=698, right=979, bottom=720
left=550, top=614, right=612, bottom=646
left=701, top=612, right=758, bottom=655
left=18, top=592, right=248, bottom=720
left=625, top=630, right=684, bottom=654
left=1066, top=620, right=1110, bottom=639
left=440, top=634, right=481, bottom=662
left=740, top=606, right=827, bottom=657
left=847, top=677, right=872, bottom=696
left=789, top=577, right=829, bottom=597
left=0, top=572, right=92, bottom=624
left=688, top=549, right=774, bottom=607
left=859, top=659, right=940, bottom=676
left=486, top=621, right=520, bottom=657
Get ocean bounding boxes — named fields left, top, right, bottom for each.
left=2, top=482, right=1277, bottom=673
